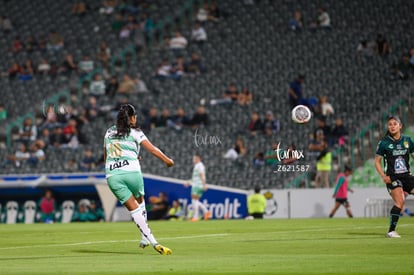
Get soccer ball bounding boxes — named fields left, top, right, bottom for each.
left=291, top=105, right=312, bottom=124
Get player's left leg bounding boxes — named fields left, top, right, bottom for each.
left=329, top=201, right=341, bottom=218
left=344, top=200, right=353, bottom=218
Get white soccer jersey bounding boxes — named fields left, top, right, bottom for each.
left=191, top=162, right=206, bottom=188
left=104, top=125, right=147, bottom=178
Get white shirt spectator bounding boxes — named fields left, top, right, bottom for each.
left=191, top=26, right=207, bottom=42
left=169, top=35, right=188, bottom=50
left=89, top=80, right=106, bottom=96
left=318, top=11, right=331, bottom=27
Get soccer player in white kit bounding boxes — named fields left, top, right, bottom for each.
left=185, top=155, right=211, bottom=221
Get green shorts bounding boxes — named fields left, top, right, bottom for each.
left=107, top=172, right=145, bottom=204
left=191, top=186, right=204, bottom=197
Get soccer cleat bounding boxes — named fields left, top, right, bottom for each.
left=139, top=240, right=149, bottom=249
left=204, top=211, right=211, bottom=220
left=386, top=231, right=401, bottom=238
left=190, top=217, right=199, bottom=222
left=154, top=244, right=172, bottom=255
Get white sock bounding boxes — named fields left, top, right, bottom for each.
left=198, top=199, right=208, bottom=214
left=138, top=201, right=149, bottom=244
left=130, top=208, right=157, bottom=245
left=192, top=199, right=199, bottom=219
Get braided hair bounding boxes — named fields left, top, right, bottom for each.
left=115, top=104, right=136, bottom=138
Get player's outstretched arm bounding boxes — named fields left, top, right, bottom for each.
left=141, top=140, right=174, bottom=167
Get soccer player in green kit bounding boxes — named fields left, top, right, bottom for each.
left=375, top=115, right=414, bottom=238
left=104, top=104, right=174, bottom=254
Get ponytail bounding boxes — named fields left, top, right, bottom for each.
left=115, top=104, right=136, bottom=138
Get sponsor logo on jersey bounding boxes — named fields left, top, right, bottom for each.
left=109, top=160, right=130, bottom=171
left=392, top=149, right=407, bottom=156
left=404, top=141, right=409, bottom=149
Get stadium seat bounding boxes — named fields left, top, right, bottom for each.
left=57, top=200, right=75, bottom=223
left=4, top=201, right=19, bottom=224
left=22, top=200, right=37, bottom=224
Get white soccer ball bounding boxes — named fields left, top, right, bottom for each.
left=291, top=104, right=312, bottom=124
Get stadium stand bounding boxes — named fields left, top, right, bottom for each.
left=1, top=0, right=414, bottom=190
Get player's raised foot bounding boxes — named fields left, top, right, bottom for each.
left=386, top=231, right=401, bottom=238
left=139, top=240, right=149, bottom=249
left=204, top=211, right=211, bottom=220
left=154, top=244, right=172, bottom=255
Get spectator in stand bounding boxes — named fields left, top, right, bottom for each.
left=288, top=75, right=305, bottom=109
left=375, top=34, right=390, bottom=56
left=315, top=140, right=332, bottom=188
left=132, top=74, right=148, bottom=93
left=106, top=75, right=119, bottom=98
left=27, top=143, right=46, bottom=166
left=356, top=40, right=375, bottom=57
left=392, top=54, right=412, bottom=80
left=8, top=61, right=22, bottom=79
left=238, top=87, right=253, bottom=106
left=313, top=117, right=331, bottom=140
left=190, top=106, right=209, bottom=128
left=24, top=35, right=38, bottom=53
left=141, top=107, right=161, bottom=131
left=47, top=30, right=64, bottom=51
left=71, top=1, right=89, bottom=16
left=167, top=107, right=191, bottom=131
left=49, top=126, right=67, bottom=148
left=80, top=148, right=96, bottom=172
left=308, top=130, right=325, bottom=157
left=185, top=52, right=206, bottom=75
left=263, top=111, right=280, bottom=136
left=85, top=96, right=101, bottom=121
left=158, top=108, right=171, bottom=128
left=148, top=192, right=169, bottom=220
left=0, top=104, right=7, bottom=121
left=112, top=13, right=125, bottom=33
left=38, top=189, right=56, bottom=223
left=64, top=158, right=78, bottom=172
left=208, top=3, right=221, bottom=22
left=224, top=138, right=247, bottom=160
left=169, top=30, right=188, bottom=52
left=316, top=7, right=331, bottom=28
left=89, top=73, right=106, bottom=97
left=289, top=10, right=303, bottom=31
left=170, top=56, right=185, bottom=78
left=96, top=41, right=111, bottom=70
left=196, top=3, right=209, bottom=22
left=319, top=95, right=335, bottom=118
left=38, top=35, right=48, bottom=52
left=63, top=118, right=80, bottom=149
left=0, top=16, right=13, bottom=33
left=19, top=117, right=37, bottom=146
left=409, top=48, right=414, bottom=67
left=248, top=111, right=264, bottom=136
left=253, top=152, right=266, bottom=167
left=155, top=59, right=173, bottom=79
left=117, top=74, right=136, bottom=93
left=99, top=0, right=117, bottom=15
left=60, top=53, right=78, bottom=76
left=11, top=36, right=23, bottom=54
left=331, top=118, right=348, bottom=146
left=78, top=54, right=94, bottom=77
left=37, top=58, right=51, bottom=75
left=18, top=66, right=33, bottom=81
left=210, top=83, right=238, bottom=105
left=3, top=143, right=30, bottom=168
left=191, top=21, right=207, bottom=46
left=24, top=58, right=35, bottom=75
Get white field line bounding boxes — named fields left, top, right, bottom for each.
left=0, top=223, right=412, bottom=251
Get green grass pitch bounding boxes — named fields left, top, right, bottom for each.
left=1, top=218, right=414, bottom=274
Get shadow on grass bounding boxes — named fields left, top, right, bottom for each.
left=73, top=249, right=138, bottom=255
